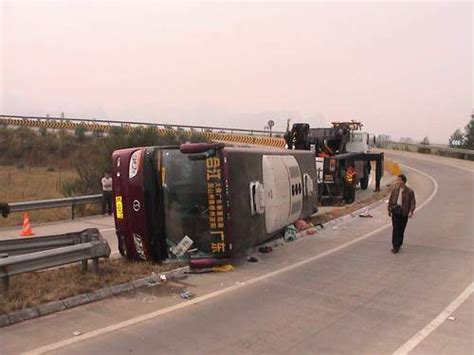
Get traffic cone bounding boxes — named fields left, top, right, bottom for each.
left=20, top=213, right=34, bottom=236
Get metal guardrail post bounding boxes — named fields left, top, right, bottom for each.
left=0, top=229, right=111, bottom=295
left=0, top=253, right=8, bottom=294
left=91, top=258, right=99, bottom=273
left=80, top=232, right=88, bottom=273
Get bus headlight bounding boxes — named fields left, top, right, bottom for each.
left=129, top=150, right=141, bottom=179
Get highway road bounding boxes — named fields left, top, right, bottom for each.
left=1, top=150, right=473, bottom=355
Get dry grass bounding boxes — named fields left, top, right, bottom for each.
left=0, top=165, right=79, bottom=228
left=0, top=258, right=186, bottom=315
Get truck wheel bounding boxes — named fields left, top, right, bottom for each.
left=360, top=176, right=369, bottom=190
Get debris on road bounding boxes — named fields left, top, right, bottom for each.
left=73, top=331, right=82, bottom=336
left=247, top=256, right=258, bottom=263
left=212, top=264, right=235, bottom=272
left=189, top=256, right=228, bottom=269
left=295, top=219, right=311, bottom=231
left=284, top=225, right=297, bottom=241
left=142, top=297, right=155, bottom=303
left=169, top=235, right=194, bottom=257
left=180, top=291, right=195, bottom=299
left=448, top=316, right=456, bottom=321
left=160, top=274, right=168, bottom=283
left=359, top=208, right=373, bottom=218
left=258, top=246, right=273, bottom=253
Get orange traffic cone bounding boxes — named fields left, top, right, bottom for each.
left=20, top=213, right=34, bottom=236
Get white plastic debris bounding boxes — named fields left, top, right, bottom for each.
left=73, top=331, right=82, bottom=336
left=448, top=316, right=456, bottom=321
left=160, top=274, right=167, bottom=282
left=332, top=226, right=339, bottom=230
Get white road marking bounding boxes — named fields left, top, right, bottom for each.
left=24, top=164, right=439, bottom=355
left=393, top=282, right=474, bottom=355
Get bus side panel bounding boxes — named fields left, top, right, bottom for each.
left=225, top=149, right=318, bottom=256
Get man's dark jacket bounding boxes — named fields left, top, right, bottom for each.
left=388, top=186, right=416, bottom=217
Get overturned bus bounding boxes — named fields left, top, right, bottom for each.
left=112, top=143, right=318, bottom=262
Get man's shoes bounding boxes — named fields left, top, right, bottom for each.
left=391, top=248, right=399, bottom=254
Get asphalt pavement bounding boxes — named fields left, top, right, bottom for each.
left=1, top=150, right=473, bottom=355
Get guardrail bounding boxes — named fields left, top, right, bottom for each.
left=0, top=114, right=287, bottom=148
left=8, top=194, right=102, bottom=219
left=379, top=141, right=474, bottom=161
left=0, top=228, right=111, bottom=293
left=0, top=114, right=286, bottom=136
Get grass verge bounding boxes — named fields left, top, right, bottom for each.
left=0, top=165, right=81, bottom=228
left=0, top=258, right=185, bottom=315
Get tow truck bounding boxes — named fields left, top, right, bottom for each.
left=284, top=120, right=384, bottom=205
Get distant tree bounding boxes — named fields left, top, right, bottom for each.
left=420, top=137, right=430, bottom=145
left=74, top=125, right=86, bottom=141
left=448, top=129, right=465, bottom=148
left=39, top=126, right=48, bottom=136
left=464, top=117, right=474, bottom=149
left=418, top=137, right=431, bottom=154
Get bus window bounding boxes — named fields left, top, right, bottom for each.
left=162, top=149, right=212, bottom=253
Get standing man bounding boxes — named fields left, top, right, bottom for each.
left=101, top=171, right=113, bottom=215
left=388, top=174, right=416, bottom=253
left=344, top=164, right=357, bottom=204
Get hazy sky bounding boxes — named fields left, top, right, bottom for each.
left=1, top=1, right=472, bottom=143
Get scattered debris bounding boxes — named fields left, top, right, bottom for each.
left=142, top=297, right=155, bottom=303
left=295, top=219, right=311, bottom=231
left=258, top=246, right=273, bottom=253
left=189, top=256, right=228, bottom=269
left=169, top=235, right=194, bottom=257
left=73, top=331, right=82, bottom=336
left=448, top=316, right=456, bottom=321
left=180, top=291, right=195, bottom=299
left=247, top=256, right=259, bottom=263
left=160, top=274, right=167, bottom=283
left=359, top=208, right=373, bottom=218
left=284, top=225, right=297, bottom=241
left=332, top=226, right=339, bottom=230
left=146, top=280, right=159, bottom=287
left=212, top=264, right=235, bottom=272
left=185, top=269, right=214, bottom=274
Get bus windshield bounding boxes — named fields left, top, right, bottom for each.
left=161, top=149, right=212, bottom=254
